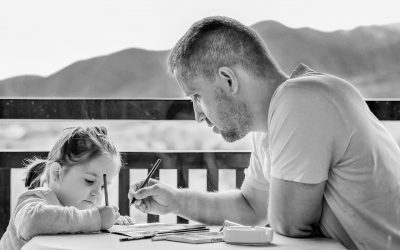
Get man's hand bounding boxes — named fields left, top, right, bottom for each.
left=128, top=178, right=180, bottom=215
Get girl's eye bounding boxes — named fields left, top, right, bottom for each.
left=85, top=179, right=94, bottom=185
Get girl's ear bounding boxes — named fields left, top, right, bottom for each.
left=49, top=162, right=63, bottom=182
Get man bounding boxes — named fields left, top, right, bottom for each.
left=129, top=16, right=400, bottom=249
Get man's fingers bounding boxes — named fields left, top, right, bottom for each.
left=130, top=178, right=159, bottom=191
left=138, top=202, right=147, bottom=213
left=134, top=184, right=161, bottom=200
left=130, top=178, right=154, bottom=191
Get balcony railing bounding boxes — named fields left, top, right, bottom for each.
left=0, top=98, right=399, bottom=236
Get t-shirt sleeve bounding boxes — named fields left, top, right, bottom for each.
left=243, top=132, right=270, bottom=190
left=268, top=83, right=342, bottom=184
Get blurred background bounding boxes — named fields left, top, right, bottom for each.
left=1, top=0, right=399, bottom=222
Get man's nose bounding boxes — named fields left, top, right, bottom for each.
left=193, top=104, right=206, bottom=123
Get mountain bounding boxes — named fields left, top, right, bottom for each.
left=0, top=49, right=182, bottom=98
left=1, top=21, right=399, bottom=98
left=251, top=21, right=400, bottom=97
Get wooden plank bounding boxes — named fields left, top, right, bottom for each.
left=0, top=151, right=250, bottom=169
left=118, top=168, right=130, bottom=216
left=366, top=100, right=400, bottom=120
left=0, top=151, right=48, bottom=169
left=1, top=99, right=399, bottom=120
left=236, top=169, right=245, bottom=189
left=177, top=165, right=189, bottom=224
left=0, top=99, right=194, bottom=120
left=0, top=169, right=10, bottom=237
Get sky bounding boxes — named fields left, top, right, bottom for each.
left=1, top=0, right=399, bottom=80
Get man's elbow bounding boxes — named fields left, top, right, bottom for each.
left=269, top=217, right=314, bottom=238
left=249, top=214, right=268, bottom=227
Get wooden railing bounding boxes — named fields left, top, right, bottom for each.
left=0, top=98, right=399, bottom=236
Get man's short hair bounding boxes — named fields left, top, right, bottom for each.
left=168, top=16, right=279, bottom=82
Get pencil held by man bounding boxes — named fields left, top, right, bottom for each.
left=130, top=159, right=161, bottom=204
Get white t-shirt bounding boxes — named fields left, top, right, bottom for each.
left=243, top=63, right=400, bottom=249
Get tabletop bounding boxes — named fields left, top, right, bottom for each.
left=22, top=227, right=346, bottom=250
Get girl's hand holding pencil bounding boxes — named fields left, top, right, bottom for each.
left=99, top=206, right=120, bottom=230
left=99, top=174, right=121, bottom=229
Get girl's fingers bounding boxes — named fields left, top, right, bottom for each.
left=128, top=216, right=136, bottom=224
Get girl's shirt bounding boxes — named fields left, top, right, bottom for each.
left=0, top=187, right=101, bottom=250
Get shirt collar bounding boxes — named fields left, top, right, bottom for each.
left=290, top=63, right=315, bottom=79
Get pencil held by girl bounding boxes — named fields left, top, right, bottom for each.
left=0, top=126, right=134, bottom=250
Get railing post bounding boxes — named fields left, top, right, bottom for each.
left=118, top=168, right=130, bottom=216
left=0, top=168, right=10, bottom=237
left=236, top=169, right=245, bottom=189
left=177, top=167, right=189, bottom=224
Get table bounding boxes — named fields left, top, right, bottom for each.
left=22, top=227, right=346, bottom=250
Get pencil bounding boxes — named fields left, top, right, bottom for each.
left=103, top=174, right=109, bottom=206
left=130, top=159, right=162, bottom=204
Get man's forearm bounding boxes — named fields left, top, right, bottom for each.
left=175, top=189, right=261, bottom=226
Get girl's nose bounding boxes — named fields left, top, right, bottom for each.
left=91, top=188, right=102, bottom=196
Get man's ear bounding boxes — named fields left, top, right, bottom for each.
left=49, top=162, right=63, bottom=182
left=218, top=67, right=239, bottom=95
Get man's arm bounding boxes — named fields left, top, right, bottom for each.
left=130, top=178, right=268, bottom=226
left=268, top=177, right=325, bottom=237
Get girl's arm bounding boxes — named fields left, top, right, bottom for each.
left=14, top=191, right=101, bottom=241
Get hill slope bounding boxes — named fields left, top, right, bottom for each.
left=1, top=21, right=399, bottom=98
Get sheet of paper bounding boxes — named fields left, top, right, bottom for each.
left=108, top=223, right=207, bottom=238
left=165, top=232, right=224, bottom=244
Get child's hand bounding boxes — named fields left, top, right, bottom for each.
left=98, top=205, right=120, bottom=230
left=115, top=215, right=136, bottom=225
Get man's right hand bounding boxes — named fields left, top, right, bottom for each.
left=128, top=178, right=180, bottom=215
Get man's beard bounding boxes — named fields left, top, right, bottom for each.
left=216, top=92, right=253, bottom=142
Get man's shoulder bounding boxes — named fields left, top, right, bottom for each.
left=273, top=72, right=353, bottom=104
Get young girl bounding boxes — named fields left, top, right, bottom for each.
left=0, top=126, right=134, bottom=250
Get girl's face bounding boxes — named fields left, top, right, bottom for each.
left=53, top=154, right=120, bottom=210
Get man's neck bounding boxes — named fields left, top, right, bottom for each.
left=250, top=72, right=288, bottom=132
